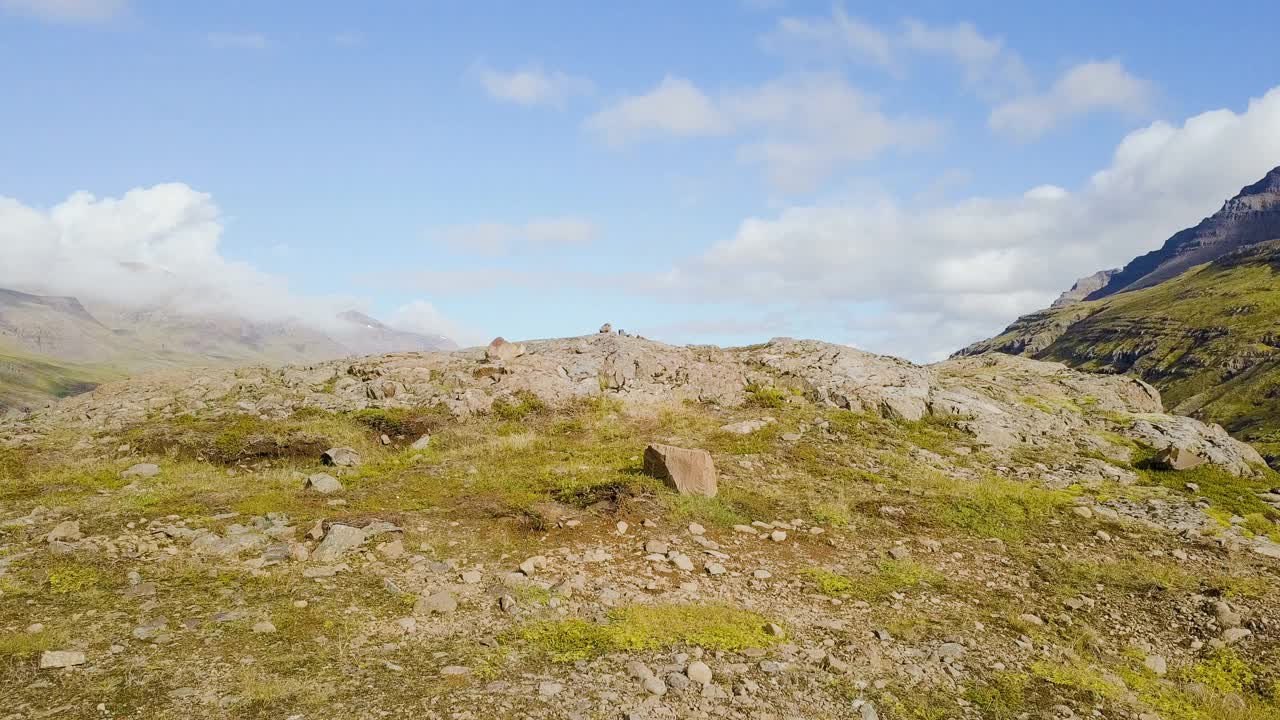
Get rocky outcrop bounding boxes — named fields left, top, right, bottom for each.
left=3, top=334, right=1267, bottom=477
left=1052, top=269, right=1119, bottom=308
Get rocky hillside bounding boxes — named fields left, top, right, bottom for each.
left=960, top=240, right=1280, bottom=467
left=2, top=333, right=1278, bottom=719
left=1082, top=166, right=1280, bottom=301
left=0, top=288, right=455, bottom=413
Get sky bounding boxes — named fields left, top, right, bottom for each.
left=2, top=0, right=1280, bottom=360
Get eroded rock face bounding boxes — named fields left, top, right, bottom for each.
left=5, top=334, right=1265, bottom=476
left=643, top=444, right=718, bottom=497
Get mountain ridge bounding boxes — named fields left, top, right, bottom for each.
left=0, top=286, right=456, bottom=411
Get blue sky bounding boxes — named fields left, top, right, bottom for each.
left=3, top=0, right=1280, bottom=360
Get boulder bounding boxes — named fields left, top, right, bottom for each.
left=321, top=447, right=361, bottom=467
left=1152, top=445, right=1207, bottom=472
left=643, top=444, right=718, bottom=497
left=304, top=473, right=343, bottom=495
left=485, top=337, right=527, bottom=363
left=312, top=524, right=367, bottom=563
left=121, top=463, right=160, bottom=479
left=599, top=323, right=612, bottom=334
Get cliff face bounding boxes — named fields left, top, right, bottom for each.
left=1085, top=166, right=1280, bottom=300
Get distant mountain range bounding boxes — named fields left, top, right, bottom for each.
left=960, top=165, right=1280, bottom=466
left=0, top=288, right=455, bottom=412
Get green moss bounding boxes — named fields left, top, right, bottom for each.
left=1136, top=461, right=1280, bottom=522
left=963, top=673, right=1030, bottom=719
left=1185, top=649, right=1255, bottom=694
left=47, top=563, right=101, bottom=594
left=519, top=604, right=779, bottom=662
left=1029, top=660, right=1123, bottom=700
left=812, top=501, right=852, bottom=527
left=931, top=475, right=1072, bottom=542
left=806, top=559, right=942, bottom=600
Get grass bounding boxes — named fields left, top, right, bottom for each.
left=806, top=559, right=943, bottom=601
left=1135, top=458, right=1280, bottom=524
left=518, top=604, right=780, bottom=662
left=927, top=474, right=1074, bottom=542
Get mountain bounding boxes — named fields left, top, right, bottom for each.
left=2, top=333, right=1277, bottom=718
left=0, top=288, right=455, bottom=412
left=333, top=310, right=456, bottom=355
left=959, top=166, right=1280, bottom=465
left=1077, top=166, right=1280, bottom=302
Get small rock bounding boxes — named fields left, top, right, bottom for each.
left=410, top=435, right=432, bottom=451
left=1018, top=613, right=1044, bottom=627
left=415, top=591, right=458, bottom=616
left=1143, top=655, right=1167, bottom=676
left=705, top=562, right=726, bottom=576
left=770, top=530, right=787, bottom=543
left=1095, top=530, right=1112, bottom=542
left=251, top=621, right=277, bottom=634
left=688, top=523, right=705, bottom=536
left=304, top=474, right=343, bottom=495
left=686, top=660, right=713, bottom=685
left=644, top=540, right=669, bottom=554
left=46, top=520, right=82, bottom=543
left=440, top=665, right=471, bottom=677
left=1222, top=628, right=1252, bottom=644
left=539, top=681, right=563, bottom=697
left=40, top=651, right=86, bottom=669
left=121, top=463, right=160, bottom=479
left=887, top=546, right=910, bottom=560
left=642, top=676, right=667, bottom=695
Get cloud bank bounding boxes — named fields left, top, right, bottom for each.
left=0, top=183, right=462, bottom=339
left=660, top=86, right=1280, bottom=360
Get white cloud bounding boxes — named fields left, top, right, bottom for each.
left=0, top=183, right=465, bottom=338
left=589, top=73, right=940, bottom=191
left=433, top=217, right=600, bottom=255
left=0, top=0, right=126, bottom=23
left=207, top=32, right=269, bottom=50
left=474, top=63, right=592, bottom=107
left=585, top=76, right=731, bottom=145
left=990, top=60, right=1153, bottom=139
left=900, top=19, right=1031, bottom=98
left=654, top=86, right=1280, bottom=360
left=726, top=74, right=942, bottom=192
left=762, top=7, right=893, bottom=69
left=387, top=300, right=477, bottom=346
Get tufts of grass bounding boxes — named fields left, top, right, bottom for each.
left=1028, top=660, right=1124, bottom=701
left=491, top=390, right=549, bottom=422
left=0, top=628, right=67, bottom=658
left=518, top=604, right=779, bottom=662
left=928, top=474, right=1073, bottom=542
left=963, top=672, right=1031, bottom=720
left=1134, top=452, right=1280, bottom=523
left=806, top=559, right=942, bottom=601
left=744, top=383, right=788, bottom=409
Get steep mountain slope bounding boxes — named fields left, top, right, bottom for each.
left=0, top=288, right=456, bottom=411
left=1084, top=166, right=1280, bottom=300
left=961, top=240, right=1280, bottom=462
left=1, top=334, right=1277, bottom=719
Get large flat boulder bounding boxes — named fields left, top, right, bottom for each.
left=644, top=444, right=718, bottom=497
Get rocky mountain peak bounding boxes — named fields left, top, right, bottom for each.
left=1078, top=164, right=1280, bottom=301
